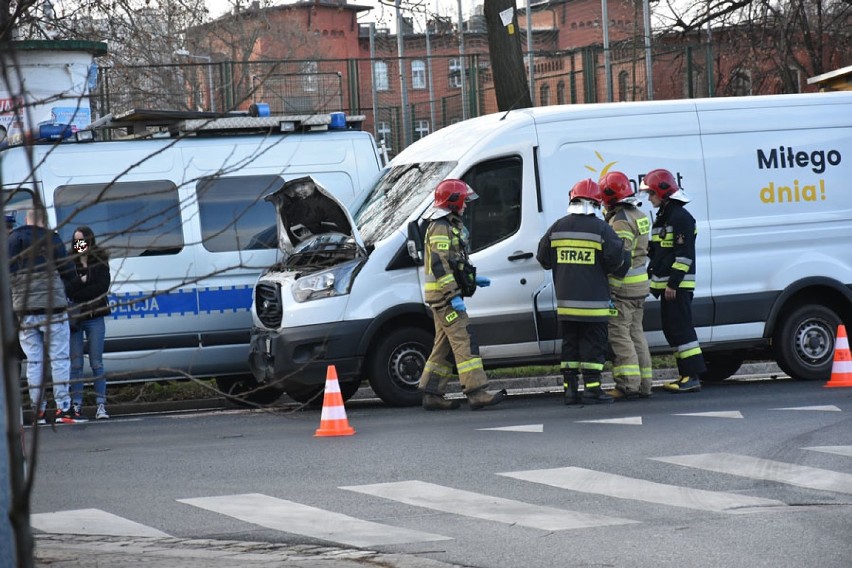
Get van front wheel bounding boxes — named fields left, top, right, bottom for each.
left=773, top=303, right=840, bottom=381
left=368, top=327, right=432, bottom=407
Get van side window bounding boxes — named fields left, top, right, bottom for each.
left=55, top=181, right=183, bottom=257
left=462, top=157, right=522, bottom=253
left=197, top=176, right=282, bottom=252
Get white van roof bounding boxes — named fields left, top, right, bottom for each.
left=391, top=92, right=851, bottom=166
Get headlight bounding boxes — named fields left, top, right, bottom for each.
left=291, top=259, right=362, bottom=303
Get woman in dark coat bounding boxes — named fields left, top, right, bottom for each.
left=68, top=226, right=112, bottom=420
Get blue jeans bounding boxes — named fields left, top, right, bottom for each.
left=70, top=316, right=107, bottom=406
left=19, top=314, right=72, bottom=412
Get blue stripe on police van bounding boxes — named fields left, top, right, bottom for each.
left=109, top=286, right=253, bottom=319
left=198, top=285, right=253, bottom=314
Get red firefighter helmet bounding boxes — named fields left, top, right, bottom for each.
left=599, top=171, right=634, bottom=208
left=569, top=178, right=602, bottom=205
left=434, top=179, right=478, bottom=213
left=639, top=168, right=679, bottom=200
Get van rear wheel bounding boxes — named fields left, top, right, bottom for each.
left=773, top=303, right=840, bottom=381
left=368, top=327, right=431, bottom=407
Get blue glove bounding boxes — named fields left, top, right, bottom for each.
left=475, top=276, right=491, bottom=287
left=450, top=296, right=466, bottom=312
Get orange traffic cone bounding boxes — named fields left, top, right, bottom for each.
left=825, top=324, right=852, bottom=388
left=315, top=365, right=356, bottom=437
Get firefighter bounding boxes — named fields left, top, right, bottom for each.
left=640, top=168, right=706, bottom=393
left=600, top=171, right=653, bottom=400
left=418, top=178, right=506, bottom=410
left=537, top=179, right=630, bottom=405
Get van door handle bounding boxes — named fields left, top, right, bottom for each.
left=508, top=252, right=534, bottom=261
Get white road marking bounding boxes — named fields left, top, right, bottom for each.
left=576, top=416, right=643, bottom=425
left=341, top=480, right=637, bottom=531
left=653, top=453, right=852, bottom=495
left=804, top=446, right=852, bottom=458
left=498, top=467, right=785, bottom=514
left=771, top=405, right=841, bottom=412
left=674, top=411, right=744, bottom=419
left=478, top=424, right=543, bottom=432
left=177, top=493, right=450, bottom=547
left=31, top=508, right=170, bottom=537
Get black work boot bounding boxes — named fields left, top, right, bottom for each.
left=562, top=372, right=582, bottom=406
left=422, top=393, right=461, bottom=410
left=582, top=381, right=614, bottom=404
left=663, top=375, right=701, bottom=393
left=466, top=387, right=507, bottom=410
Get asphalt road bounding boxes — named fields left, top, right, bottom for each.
left=27, top=375, right=852, bottom=568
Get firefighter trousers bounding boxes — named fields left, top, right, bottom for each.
left=419, top=303, right=488, bottom=395
left=661, top=290, right=707, bottom=377
left=560, top=320, right=607, bottom=388
left=608, top=294, right=653, bottom=395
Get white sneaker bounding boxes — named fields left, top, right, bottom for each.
left=95, top=404, right=110, bottom=420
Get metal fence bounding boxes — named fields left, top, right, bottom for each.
left=95, top=42, right=781, bottom=155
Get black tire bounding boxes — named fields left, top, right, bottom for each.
left=701, top=352, right=744, bottom=383
left=216, top=376, right=283, bottom=406
left=773, top=303, right=840, bottom=381
left=367, top=326, right=432, bottom=407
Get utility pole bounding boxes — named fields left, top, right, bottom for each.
left=457, top=0, right=468, bottom=120
left=526, top=0, right=534, bottom=103
left=601, top=0, right=612, bottom=102
left=642, top=0, right=653, bottom=100
left=395, top=0, right=411, bottom=148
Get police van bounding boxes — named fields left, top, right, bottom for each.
left=249, top=92, right=852, bottom=406
left=1, top=109, right=384, bottom=403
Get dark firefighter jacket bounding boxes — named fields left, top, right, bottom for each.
left=647, top=199, right=698, bottom=298
left=537, top=213, right=630, bottom=322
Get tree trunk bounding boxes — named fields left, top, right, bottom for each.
left=484, top=0, right=533, bottom=111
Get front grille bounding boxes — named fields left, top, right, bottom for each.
left=255, top=282, right=282, bottom=329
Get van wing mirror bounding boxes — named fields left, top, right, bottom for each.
left=406, top=219, right=425, bottom=266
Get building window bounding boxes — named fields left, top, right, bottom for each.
left=731, top=68, right=752, bottom=97
left=376, top=120, right=392, bottom=152
left=374, top=60, right=389, bottom=91
left=411, top=60, right=426, bottom=89
left=539, top=83, right=550, bottom=106
left=301, top=61, right=318, bottom=93
left=556, top=81, right=566, bottom=105
left=414, top=119, right=430, bottom=140
left=449, top=58, right=462, bottom=89
left=618, top=71, right=630, bottom=102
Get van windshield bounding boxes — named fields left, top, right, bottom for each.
left=354, top=161, right=456, bottom=245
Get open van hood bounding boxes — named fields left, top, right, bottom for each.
left=265, top=176, right=365, bottom=256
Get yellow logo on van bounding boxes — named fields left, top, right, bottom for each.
left=584, top=151, right=618, bottom=178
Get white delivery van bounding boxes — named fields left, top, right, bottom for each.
left=1, top=110, right=384, bottom=403
left=249, top=92, right=852, bottom=406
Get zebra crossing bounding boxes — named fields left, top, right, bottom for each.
left=33, top=447, right=852, bottom=547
